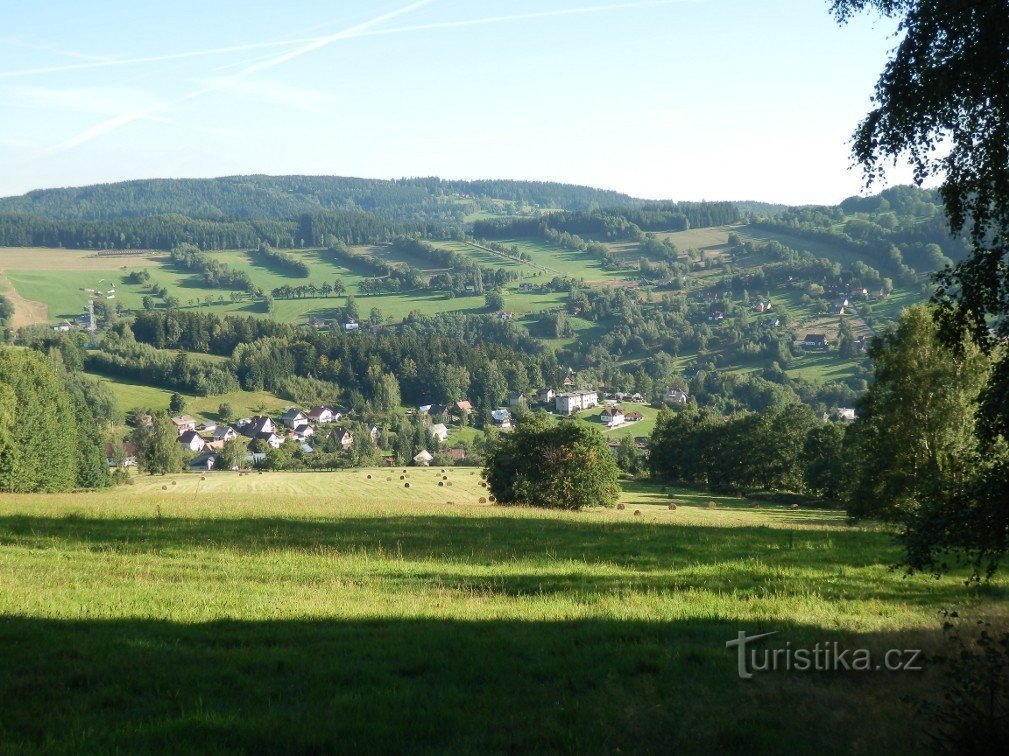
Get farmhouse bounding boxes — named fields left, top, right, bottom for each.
left=491, top=408, right=512, bottom=428
left=555, top=390, right=598, bottom=415
left=802, top=333, right=830, bottom=350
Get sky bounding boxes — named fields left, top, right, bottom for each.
left=0, top=0, right=912, bottom=205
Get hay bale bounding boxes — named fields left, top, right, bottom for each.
left=668, top=503, right=677, bottom=510
left=488, top=495, right=496, bottom=503
left=479, top=497, right=487, bottom=503
left=750, top=503, right=760, bottom=509
left=790, top=503, right=800, bottom=511
left=633, top=510, right=642, bottom=517
left=438, top=481, right=445, bottom=487
left=441, top=469, right=446, bottom=473
left=200, top=476, right=206, bottom=481
left=707, top=501, right=717, bottom=509
left=617, top=502, right=626, bottom=510
left=400, top=475, right=405, bottom=480
left=442, top=475, right=448, bottom=480
left=404, top=482, right=411, bottom=488
left=366, top=474, right=372, bottom=480
left=668, top=493, right=677, bottom=499
left=171, top=480, right=176, bottom=486
left=446, top=481, right=452, bottom=487
left=386, top=477, right=392, bottom=482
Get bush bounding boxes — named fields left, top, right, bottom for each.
left=484, top=414, right=620, bottom=509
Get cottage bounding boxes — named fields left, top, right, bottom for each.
left=453, top=400, right=473, bottom=415
left=536, top=388, right=555, bottom=404
left=624, top=411, right=645, bottom=422
left=802, top=333, right=830, bottom=350
left=279, top=408, right=308, bottom=429
left=307, top=406, right=335, bottom=424
left=554, top=391, right=598, bottom=415
left=430, top=423, right=449, bottom=442
left=491, top=408, right=512, bottom=428
left=413, top=450, right=434, bottom=466
left=178, top=430, right=207, bottom=453
left=664, top=388, right=688, bottom=406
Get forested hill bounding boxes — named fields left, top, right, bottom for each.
left=0, top=176, right=638, bottom=223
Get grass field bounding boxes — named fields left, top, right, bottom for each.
left=0, top=471, right=1004, bottom=751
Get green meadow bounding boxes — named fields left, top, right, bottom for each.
left=0, top=471, right=1004, bottom=752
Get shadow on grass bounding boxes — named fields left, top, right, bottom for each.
left=0, top=515, right=994, bottom=605
left=0, top=614, right=943, bottom=754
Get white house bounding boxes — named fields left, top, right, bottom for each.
left=430, top=423, right=449, bottom=442
left=413, top=449, right=434, bottom=466
left=171, top=415, right=197, bottom=435
left=491, top=408, right=512, bottom=428
left=279, top=408, right=308, bottom=429
left=214, top=426, right=238, bottom=443
left=555, top=391, right=598, bottom=415
left=536, top=388, right=555, bottom=404
left=293, top=424, right=315, bottom=440
left=600, top=407, right=625, bottom=427
left=307, top=406, right=335, bottom=424
left=178, top=430, right=207, bottom=453
left=331, top=428, right=354, bottom=448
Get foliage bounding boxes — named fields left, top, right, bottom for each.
left=485, top=414, right=620, bottom=509
left=133, top=411, right=185, bottom=475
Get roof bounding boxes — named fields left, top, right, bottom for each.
left=803, top=333, right=828, bottom=342
left=279, top=408, right=306, bottom=420
left=178, top=430, right=203, bottom=445
left=454, top=400, right=473, bottom=411
left=431, top=423, right=448, bottom=435
left=307, top=406, right=332, bottom=419
left=171, top=415, right=196, bottom=426
left=413, top=450, right=434, bottom=462
left=214, top=425, right=236, bottom=439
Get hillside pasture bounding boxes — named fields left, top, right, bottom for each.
left=0, top=471, right=1004, bottom=751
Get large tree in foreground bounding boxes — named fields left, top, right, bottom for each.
left=485, top=414, right=620, bottom=510
left=834, top=0, right=1009, bottom=574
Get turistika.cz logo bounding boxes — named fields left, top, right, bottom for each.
left=726, top=631, right=924, bottom=679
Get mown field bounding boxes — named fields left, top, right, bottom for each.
left=0, top=471, right=1004, bottom=752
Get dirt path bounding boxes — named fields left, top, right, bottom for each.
left=0, top=270, right=50, bottom=329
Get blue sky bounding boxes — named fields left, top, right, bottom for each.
left=0, top=0, right=909, bottom=204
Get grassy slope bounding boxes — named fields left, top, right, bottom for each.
left=0, top=471, right=1003, bottom=752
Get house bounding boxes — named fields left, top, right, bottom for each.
left=506, top=391, right=527, bottom=407
left=453, top=400, right=473, bottom=415
left=307, top=406, right=335, bottom=424
left=600, top=407, right=625, bottom=427
left=331, top=427, right=354, bottom=448
left=413, top=450, right=434, bottom=466
left=491, top=408, right=512, bottom=428
left=624, top=411, right=645, bottom=422
left=765, top=316, right=781, bottom=328
left=430, top=423, right=449, bottom=442
left=248, top=432, right=284, bottom=451
left=562, top=373, right=576, bottom=387
left=629, top=392, right=644, bottom=403
left=417, top=404, right=433, bottom=416
left=368, top=424, right=382, bottom=444
left=197, top=422, right=218, bottom=434
left=849, top=286, right=869, bottom=298
left=536, top=388, right=555, bottom=404
left=753, top=300, right=773, bottom=313
left=664, top=388, right=688, bottom=405
left=189, top=452, right=217, bottom=472
left=554, top=391, right=598, bottom=415
left=178, top=430, right=206, bottom=453
left=214, top=426, right=238, bottom=443
left=279, top=408, right=308, bottom=429
left=300, top=443, right=314, bottom=454
left=428, top=404, right=449, bottom=418
left=293, top=424, right=315, bottom=440
left=104, top=441, right=138, bottom=468
left=802, top=333, right=830, bottom=350
left=446, top=448, right=467, bottom=462
left=830, top=297, right=850, bottom=314
left=246, top=416, right=276, bottom=437
left=53, top=320, right=73, bottom=333
left=834, top=407, right=857, bottom=421
left=171, top=415, right=197, bottom=435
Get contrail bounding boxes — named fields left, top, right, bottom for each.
left=40, top=0, right=435, bottom=156
left=2, top=0, right=688, bottom=79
